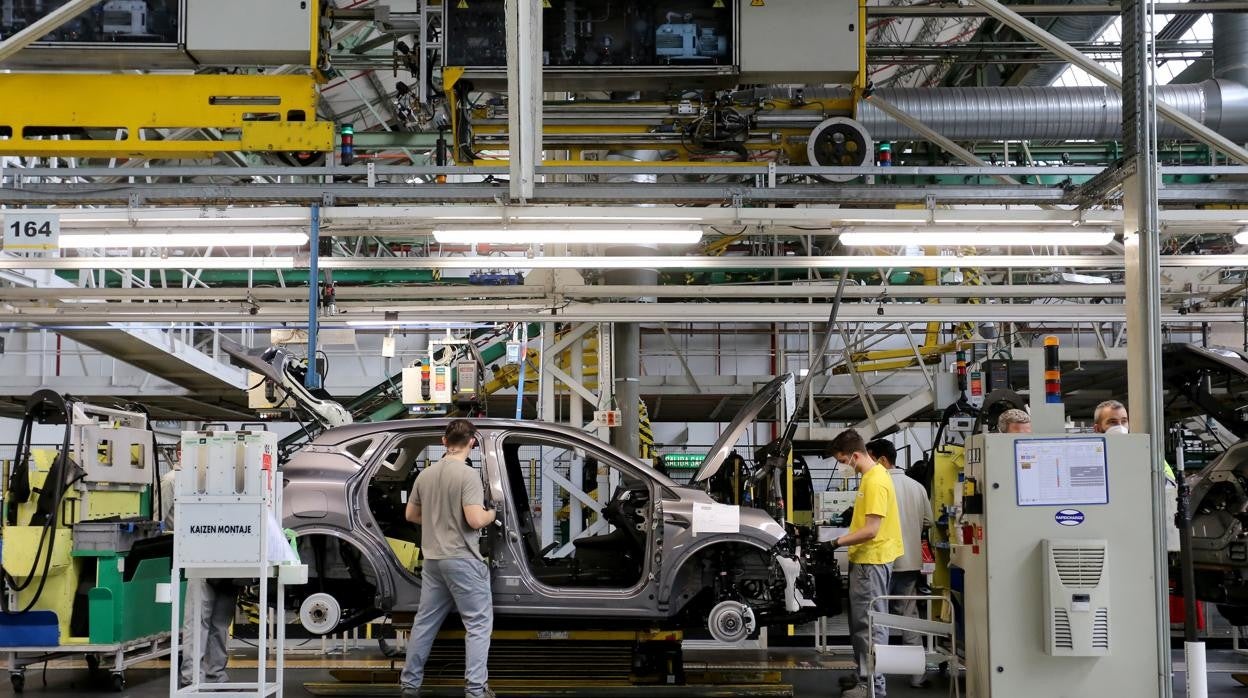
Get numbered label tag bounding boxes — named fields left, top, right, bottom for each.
left=4, top=212, right=60, bottom=257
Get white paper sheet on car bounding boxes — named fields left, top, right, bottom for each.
left=692, top=502, right=740, bottom=535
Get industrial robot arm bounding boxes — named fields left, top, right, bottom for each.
left=221, top=337, right=353, bottom=431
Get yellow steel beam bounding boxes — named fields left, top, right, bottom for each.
left=845, top=355, right=944, bottom=374
left=0, top=74, right=333, bottom=158
left=854, top=0, right=868, bottom=105
left=444, top=67, right=466, bottom=163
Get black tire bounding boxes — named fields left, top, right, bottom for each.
left=11, top=673, right=24, bottom=693
left=111, top=673, right=126, bottom=692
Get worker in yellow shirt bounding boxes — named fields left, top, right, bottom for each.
left=828, top=428, right=904, bottom=698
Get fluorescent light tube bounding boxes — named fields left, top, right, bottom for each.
left=432, top=227, right=703, bottom=245
left=838, top=230, right=1115, bottom=248
left=1235, top=228, right=1248, bottom=245
left=59, top=231, right=310, bottom=248
left=67, top=217, right=308, bottom=225
left=346, top=320, right=488, bottom=329
left=511, top=215, right=705, bottom=222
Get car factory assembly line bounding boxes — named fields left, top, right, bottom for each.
left=3, top=0, right=1248, bottom=697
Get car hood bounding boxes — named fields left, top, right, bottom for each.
left=691, top=373, right=795, bottom=484
left=1161, top=343, right=1248, bottom=439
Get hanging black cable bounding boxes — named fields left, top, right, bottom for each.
left=1, top=391, right=83, bottom=613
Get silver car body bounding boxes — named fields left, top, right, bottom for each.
left=283, top=415, right=793, bottom=624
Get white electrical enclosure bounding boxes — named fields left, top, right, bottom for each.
left=954, top=433, right=1160, bottom=698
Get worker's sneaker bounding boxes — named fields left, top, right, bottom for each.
left=841, top=685, right=877, bottom=698
left=910, top=673, right=931, bottom=688
left=466, top=688, right=496, bottom=698
left=838, top=674, right=860, bottom=691
left=400, top=688, right=422, bottom=698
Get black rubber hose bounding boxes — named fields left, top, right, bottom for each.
left=2, top=392, right=79, bottom=613
left=5, top=472, right=87, bottom=614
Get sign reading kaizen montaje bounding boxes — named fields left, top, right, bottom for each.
left=3, top=212, right=60, bottom=257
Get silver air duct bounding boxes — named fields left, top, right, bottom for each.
left=1015, top=0, right=1115, bottom=87
left=855, top=81, right=1248, bottom=144
left=1215, top=12, right=1248, bottom=88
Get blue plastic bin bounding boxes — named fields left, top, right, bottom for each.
left=0, top=610, right=60, bottom=647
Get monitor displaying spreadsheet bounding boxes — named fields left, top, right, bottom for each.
left=1014, top=437, right=1110, bottom=507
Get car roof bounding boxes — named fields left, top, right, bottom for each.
left=310, top=417, right=682, bottom=487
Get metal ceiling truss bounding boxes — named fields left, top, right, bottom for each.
left=1, top=303, right=1241, bottom=326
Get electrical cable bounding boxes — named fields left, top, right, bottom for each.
left=3, top=471, right=88, bottom=614
left=316, top=349, right=331, bottom=383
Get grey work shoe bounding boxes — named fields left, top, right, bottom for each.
left=400, top=687, right=422, bottom=698
left=466, top=687, right=496, bottom=698
left=841, top=685, right=881, bottom=698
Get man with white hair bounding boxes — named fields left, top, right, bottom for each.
left=997, top=409, right=1032, bottom=434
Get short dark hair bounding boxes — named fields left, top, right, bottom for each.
left=444, top=419, right=476, bottom=448
left=866, top=439, right=897, bottom=466
left=827, top=428, right=867, bottom=460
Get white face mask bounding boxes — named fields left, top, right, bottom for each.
left=1105, top=424, right=1128, bottom=436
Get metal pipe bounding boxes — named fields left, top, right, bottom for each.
left=967, top=0, right=1248, bottom=165
left=9, top=254, right=1248, bottom=271
left=1215, top=11, right=1248, bottom=87
left=1119, top=2, right=1171, bottom=694
left=305, top=205, right=323, bottom=390
left=0, top=283, right=1137, bottom=302
left=10, top=303, right=1248, bottom=325
left=863, top=93, right=1022, bottom=186
left=1015, top=0, right=1116, bottom=87
left=857, top=82, right=1248, bottom=143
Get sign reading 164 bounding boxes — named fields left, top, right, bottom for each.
left=10, top=219, right=54, bottom=238
left=2, top=212, right=60, bottom=257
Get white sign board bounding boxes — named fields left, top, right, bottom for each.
left=1015, top=437, right=1110, bottom=507
left=3, top=212, right=60, bottom=257
left=176, top=502, right=265, bottom=565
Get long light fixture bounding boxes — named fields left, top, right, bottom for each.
left=1235, top=227, right=1248, bottom=245
left=838, top=228, right=1116, bottom=248
left=59, top=231, right=310, bottom=249
left=432, top=226, right=703, bottom=245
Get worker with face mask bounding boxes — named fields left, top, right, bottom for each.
left=1093, top=400, right=1176, bottom=486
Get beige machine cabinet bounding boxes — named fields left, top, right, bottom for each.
left=738, top=0, right=860, bottom=84
left=953, top=433, right=1162, bottom=698
left=186, top=0, right=314, bottom=66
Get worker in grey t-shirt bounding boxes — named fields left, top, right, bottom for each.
left=400, top=419, right=496, bottom=698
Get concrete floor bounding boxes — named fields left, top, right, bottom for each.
left=1, top=650, right=1244, bottom=697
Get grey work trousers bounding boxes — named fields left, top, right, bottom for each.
left=180, top=579, right=238, bottom=686
left=401, top=558, right=494, bottom=696
left=848, top=562, right=893, bottom=697
left=889, top=570, right=925, bottom=683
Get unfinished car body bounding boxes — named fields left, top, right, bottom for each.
left=1164, top=344, right=1248, bottom=624
left=281, top=376, right=839, bottom=640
